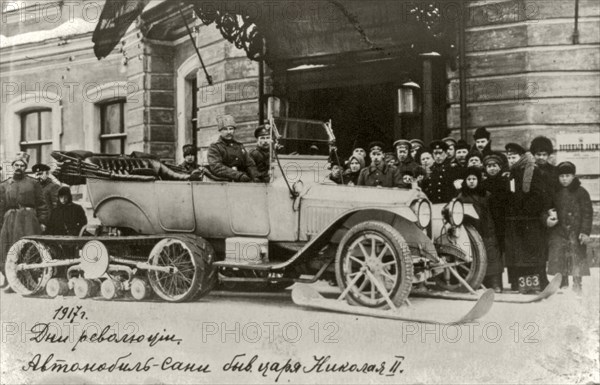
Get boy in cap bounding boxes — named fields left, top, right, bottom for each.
left=32, top=163, right=61, bottom=210
left=393, top=139, right=419, bottom=177
left=546, top=162, right=593, bottom=294
left=409, top=139, right=425, bottom=160
left=207, top=115, right=258, bottom=182
left=0, top=153, right=49, bottom=288
left=179, top=144, right=198, bottom=173
left=422, top=140, right=459, bottom=203
left=357, top=141, right=403, bottom=188
left=250, top=124, right=271, bottom=183
left=442, top=136, right=457, bottom=163
left=503, top=142, right=550, bottom=291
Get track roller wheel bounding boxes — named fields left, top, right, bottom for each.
left=101, top=279, right=123, bottom=300
left=130, top=278, right=151, bottom=300
left=73, top=278, right=100, bottom=299
left=46, top=278, right=70, bottom=298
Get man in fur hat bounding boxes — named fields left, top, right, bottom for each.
left=208, top=115, right=258, bottom=182
left=0, top=152, right=49, bottom=289
left=530, top=136, right=558, bottom=199
left=503, top=143, right=550, bottom=291
left=473, top=127, right=492, bottom=155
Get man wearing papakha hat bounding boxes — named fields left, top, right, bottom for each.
left=392, top=139, right=419, bottom=178
left=207, top=114, right=258, bottom=182
left=357, top=141, right=403, bottom=188
left=249, top=124, right=272, bottom=183
left=422, top=140, right=460, bottom=203
left=530, top=136, right=558, bottom=200
left=32, top=163, right=61, bottom=211
left=0, top=152, right=49, bottom=290
left=503, top=142, right=550, bottom=292
left=178, top=144, right=198, bottom=173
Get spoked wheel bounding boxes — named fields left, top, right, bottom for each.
left=5, top=239, right=54, bottom=296
left=335, top=221, right=413, bottom=309
left=147, top=236, right=216, bottom=302
left=434, top=224, right=487, bottom=292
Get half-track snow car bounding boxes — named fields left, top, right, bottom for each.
left=4, top=115, right=486, bottom=308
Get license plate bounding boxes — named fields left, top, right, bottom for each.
left=518, top=274, right=541, bottom=294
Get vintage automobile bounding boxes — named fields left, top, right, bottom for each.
left=4, top=112, right=486, bottom=308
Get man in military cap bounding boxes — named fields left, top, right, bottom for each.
left=442, top=137, right=457, bottom=163
left=179, top=144, right=198, bottom=173
left=409, top=139, right=425, bottom=160
left=207, top=114, right=258, bottom=182
left=422, top=140, right=459, bottom=203
left=32, top=163, right=61, bottom=211
left=249, top=124, right=271, bottom=183
left=0, top=153, right=49, bottom=288
left=393, top=139, right=418, bottom=177
left=357, top=141, right=403, bottom=188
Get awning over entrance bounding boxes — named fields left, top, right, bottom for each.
left=93, top=0, right=456, bottom=69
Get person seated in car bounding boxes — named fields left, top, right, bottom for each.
left=208, top=115, right=258, bottom=182
left=410, top=139, right=425, bottom=160
left=393, top=139, right=419, bottom=177
left=250, top=124, right=271, bottom=183
left=357, top=142, right=403, bottom=188
left=179, top=144, right=198, bottom=173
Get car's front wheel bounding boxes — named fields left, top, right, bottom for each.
left=335, top=221, right=413, bottom=309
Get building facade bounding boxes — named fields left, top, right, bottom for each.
left=1, top=1, right=598, bottom=252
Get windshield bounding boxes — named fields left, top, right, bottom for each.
left=273, top=117, right=332, bottom=156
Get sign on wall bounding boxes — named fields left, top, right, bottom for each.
left=555, top=133, right=600, bottom=176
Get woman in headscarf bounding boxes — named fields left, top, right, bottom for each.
left=458, top=167, right=503, bottom=292
left=47, top=187, right=88, bottom=236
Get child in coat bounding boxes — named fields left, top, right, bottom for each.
left=546, top=162, right=593, bottom=295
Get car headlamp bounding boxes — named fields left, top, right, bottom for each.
left=411, top=199, right=431, bottom=228
left=449, top=198, right=464, bottom=227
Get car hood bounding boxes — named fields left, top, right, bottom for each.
left=300, top=183, right=427, bottom=220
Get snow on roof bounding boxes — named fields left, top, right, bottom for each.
left=0, top=18, right=95, bottom=48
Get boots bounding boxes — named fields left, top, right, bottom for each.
left=573, top=276, right=582, bottom=295
left=560, top=275, right=569, bottom=288
left=491, top=274, right=503, bottom=293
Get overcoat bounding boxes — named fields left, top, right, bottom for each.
left=547, top=178, right=593, bottom=276
left=0, top=177, right=48, bottom=272
left=504, top=154, right=549, bottom=268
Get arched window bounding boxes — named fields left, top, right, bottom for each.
left=20, top=108, right=53, bottom=165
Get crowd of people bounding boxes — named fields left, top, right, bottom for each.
left=325, top=128, right=593, bottom=295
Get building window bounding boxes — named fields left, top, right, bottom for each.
left=99, top=100, right=126, bottom=154
left=20, top=109, right=52, bottom=166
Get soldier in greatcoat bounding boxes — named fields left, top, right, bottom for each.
left=357, top=142, right=403, bottom=188
left=207, top=115, right=258, bottom=182
left=0, top=153, right=49, bottom=287
left=503, top=143, right=550, bottom=291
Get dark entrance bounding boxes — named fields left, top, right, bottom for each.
left=290, top=83, right=397, bottom=158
